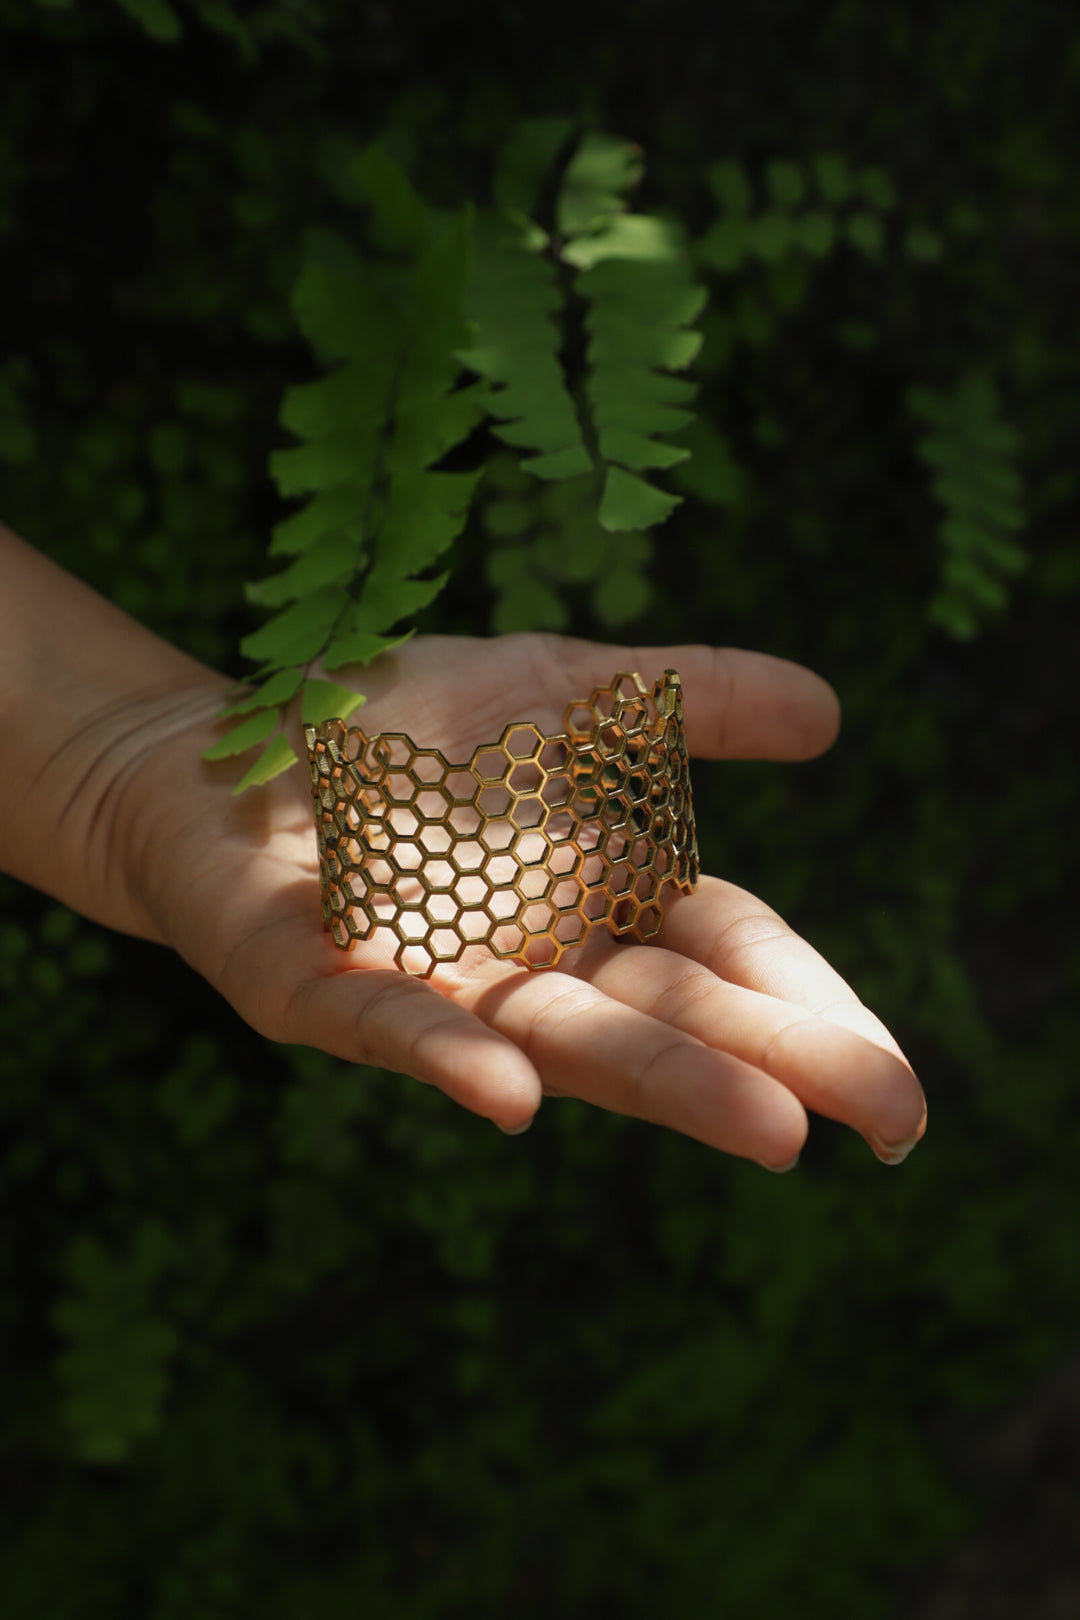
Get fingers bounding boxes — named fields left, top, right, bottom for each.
left=653, top=879, right=927, bottom=1159
left=459, top=968, right=809, bottom=1168
left=238, top=926, right=545, bottom=1131
left=543, top=639, right=841, bottom=761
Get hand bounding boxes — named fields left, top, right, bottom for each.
left=122, top=632, right=926, bottom=1169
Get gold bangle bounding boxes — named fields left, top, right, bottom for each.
left=305, top=668, right=699, bottom=978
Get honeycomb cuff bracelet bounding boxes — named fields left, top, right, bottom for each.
left=305, top=669, right=700, bottom=978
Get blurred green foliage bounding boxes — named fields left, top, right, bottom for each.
left=1, top=1, right=1078, bottom=1616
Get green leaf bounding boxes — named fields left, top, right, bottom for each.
left=115, top=0, right=183, bottom=42
left=246, top=531, right=361, bottom=608
left=797, top=212, right=837, bottom=258
left=697, top=217, right=748, bottom=273
left=557, top=133, right=643, bottom=236
left=901, top=225, right=942, bottom=265
left=562, top=214, right=684, bottom=270
left=348, top=144, right=431, bottom=254
left=203, top=707, right=279, bottom=762
left=813, top=153, right=853, bottom=205
left=494, top=116, right=577, bottom=216
left=705, top=159, right=752, bottom=216
left=598, top=430, right=691, bottom=471
left=219, top=667, right=304, bottom=716
left=322, top=627, right=415, bottom=671
left=233, top=734, right=300, bottom=794
left=859, top=165, right=897, bottom=211
left=750, top=212, right=794, bottom=261
left=300, top=678, right=366, bottom=726
left=518, top=443, right=591, bottom=479
left=270, top=488, right=367, bottom=556
left=846, top=213, right=884, bottom=258
left=239, top=585, right=348, bottom=666
left=598, top=467, right=682, bottom=531
left=765, top=160, right=805, bottom=209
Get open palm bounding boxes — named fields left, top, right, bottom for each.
left=130, top=631, right=925, bottom=1169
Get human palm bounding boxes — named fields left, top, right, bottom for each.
left=130, top=631, right=925, bottom=1168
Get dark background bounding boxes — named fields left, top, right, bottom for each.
left=1, top=1, right=1078, bottom=1615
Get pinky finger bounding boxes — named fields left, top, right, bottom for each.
left=281, top=967, right=544, bottom=1131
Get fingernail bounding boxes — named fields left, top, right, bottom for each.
left=758, top=1153, right=800, bottom=1174
left=496, top=1118, right=534, bottom=1136
left=868, top=1132, right=919, bottom=1166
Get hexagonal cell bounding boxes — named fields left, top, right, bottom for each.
left=609, top=863, right=634, bottom=898
left=545, top=809, right=581, bottom=846
left=478, top=818, right=514, bottom=853
left=614, top=673, right=647, bottom=703
left=329, top=916, right=349, bottom=949
left=407, top=749, right=447, bottom=787
left=424, top=892, right=460, bottom=926
left=374, top=734, right=413, bottom=769
left=538, top=739, right=571, bottom=773
left=564, top=703, right=598, bottom=740
left=489, top=923, right=526, bottom=959
left=664, top=716, right=680, bottom=749
left=366, top=856, right=394, bottom=887
left=541, top=773, right=572, bottom=809
left=370, top=892, right=397, bottom=923
left=324, top=848, right=343, bottom=882
left=501, top=723, right=545, bottom=760
left=428, top=928, right=465, bottom=963
left=397, top=908, right=431, bottom=943
left=511, top=828, right=551, bottom=868
left=453, top=873, right=488, bottom=908
left=510, top=796, right=544, bottom=831
left=472, top=747, right=510, bottom=785
left=618, top=698, right=649, bottom=733
left=508, top=760, right=543, bottom=795
left=424, top=858, right=456, bottom=891
left=362, top=824, right=392, bottom=858
left=388, top=840, right=423, bottom=873
left=554, top=911, right=587, bottom=946
left=581, top=888, right=611, bottom=923
left=609, top=896, right=640, bottom=935
left=414, top=788, right=452, bottom=824
left=637, top=902, right=663, bottom=939
left=630, top=837, right=653, bottom=869
left=395, top=941, right=433, bottom=976
left=458, top=909, right=491, bottom=943
left=634, top=870, right=660, bottom=903
left=624, top=733, right=651, bottom=769
left=385, top=771, right=417, bottom=804
left=450, top=839, right=485, bottom=874
left=482, top=851, right=517, bottom=888
left=387, top=806, right=420, bottom=839
left=447, top=804, right=482, bottom=838
left=484, top=888, right=520, bottom=923
left=521, top=902, right=555, bottom=937
left=599, top=795, right=631, bottom=831
left=444, top=769, right=478, bottom=805
left=599, top=760, right=629, bottom=794
left=327, top=885, right=347, bottom=914
left=548, top=842, right=583, bottom=878
left=333, top=802, right=363, bottom=836
left=652, top=847, right=671, bottom=879
left=628, top=769, right=651, bottom=803
left=518, top=865, right=552, bottom=902
left=523, top=935, right=559, bottom=968
left=343, top=908, right=374, bottom=941
left=477, top=783, right=513, bottom=820
left=343, top=873, right=368, bottom=905
left=596, top=722, right=626, bottom=760
left=650, top=809, right=673, bottom=843
left=419, top=823, right=453, bottom=857
left=551, top=876, right=584, bottom=911
left=589, top=686, right=617, bottom=719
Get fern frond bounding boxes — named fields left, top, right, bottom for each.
left=909, top=375, right=1027, bottom=640
left=206, top=147, right=483, bottom=788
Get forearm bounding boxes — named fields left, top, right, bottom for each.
left=0, top=521, right=231, bottom=939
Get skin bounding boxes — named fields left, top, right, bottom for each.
left=0, top=522, right=926, bottom=1168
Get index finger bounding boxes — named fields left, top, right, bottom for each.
left=544, top=641, right=841, bottom=761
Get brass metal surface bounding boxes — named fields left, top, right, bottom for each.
left=305, top=669, right=699, bottom=977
